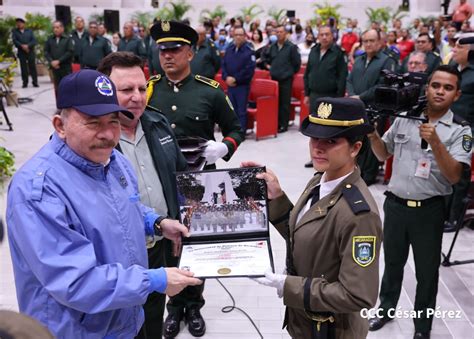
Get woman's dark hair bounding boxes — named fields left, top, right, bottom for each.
left=252, top=29, right=263, bottom=43
left=346, top=135, right=365, bottom=145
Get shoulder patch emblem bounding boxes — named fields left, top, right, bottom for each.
left=195, top=74, right=220, bottom=88
left=462, top=134, right=472, bottom=152
left=352, top=236, right=376, bottom=267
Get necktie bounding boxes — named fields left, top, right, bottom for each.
left=310, top=185, right=320, bottom=207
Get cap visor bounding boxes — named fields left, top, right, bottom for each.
left=158, top=41, right=184, bottom=50
left=300, top=117, right=374, bottom=139
left=73, top=103, right=134, bottom=119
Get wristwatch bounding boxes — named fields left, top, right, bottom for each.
left=154, top=216, right=166, bottom=236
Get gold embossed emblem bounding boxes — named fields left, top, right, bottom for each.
left=217, top=268, right=231, bottom=275
left=317, top=102, right=332, bottom=119
left=161, top=21, right=170, bottom=32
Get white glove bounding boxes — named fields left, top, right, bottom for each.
left=253, top=269, right=286, bottom=298
left=203, top=140, right=228, bottom=165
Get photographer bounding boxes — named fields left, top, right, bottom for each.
left=367, top=65, right=472, bottom=339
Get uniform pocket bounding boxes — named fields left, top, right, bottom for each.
left=394, top=134, right=410, bottom=158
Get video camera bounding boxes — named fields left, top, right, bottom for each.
left=367, top=70, right=429, bottom=148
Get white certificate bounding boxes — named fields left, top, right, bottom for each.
left=179, top=239, right=273, bottom=278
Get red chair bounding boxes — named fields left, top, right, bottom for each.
left=72, top=63, right=81, bottom=73
left=253, top=69, right=271, bottom=80
left=247, top=79, right=279, bottom=140
left=214, top=73, right=228, bottom=93
left=290, top=74, right=305, bottom=123
left=298, top=65, right=306, bottom=75
left=299, top=92, right=310, bottom=126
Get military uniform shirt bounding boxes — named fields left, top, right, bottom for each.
left=191, top=39, right=221, bottom=79
left=119, top=121, right=167, bottom=217
left=118, top=37, right=147, bottom=58
left=147, top=74, right=243, bottom=161
left=382, top=110, right=472, bottom=200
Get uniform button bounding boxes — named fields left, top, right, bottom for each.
left=147, top=187, right=152, bottom=191
left=37, top=172, right=43, bottom=176
left=345, top=184, right=351, bottom=188
left=171, top=105, right=177, bottom=111
left=329, top=200, right=334, bottom=204
left=174, top=87, right=179, bottom=93
left=195, top=116, right=200, bottom=121
left=171, top=123, right=176, bottom=129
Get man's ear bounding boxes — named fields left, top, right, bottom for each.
left=52, top=115, right=66, bottom=139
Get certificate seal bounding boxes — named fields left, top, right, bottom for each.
left=217, top=268, right=231, bottom=275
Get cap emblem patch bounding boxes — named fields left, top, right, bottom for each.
left=95, top=76, right=113, bottom=96
left=161, top=21, right=170, bottom=32
left=317, top=102, right=332, bottom=119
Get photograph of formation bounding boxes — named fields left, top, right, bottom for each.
left=176, top=167, right=268, bottom=237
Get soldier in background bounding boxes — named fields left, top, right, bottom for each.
left=44, top=21, right=74, bottom=96
left=12, top=17, right=38, bottom=88
left=70, top=16, right=88, bottom=64
left=119, top=22, right=147, bottom=59
left=191, top=25, right=221, bottom=79
left=79, top=21, right=111, bottom=69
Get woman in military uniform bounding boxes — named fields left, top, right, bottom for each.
left=248, top=97, right=383, bottom=339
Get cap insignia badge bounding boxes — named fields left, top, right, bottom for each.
left=317, top=102, right=332, bottom=119
left=161, top=21, right=170, bottom=32
left=95, top=76, right=113, bottom=96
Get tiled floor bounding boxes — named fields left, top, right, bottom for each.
left=0, top=75, right=473, bottom=338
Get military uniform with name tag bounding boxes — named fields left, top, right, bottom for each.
left=146, top=74, right=243, bottom=162
left=267, top=97, right=383, bottom=339
left=376, top=109, right=472, bottom=333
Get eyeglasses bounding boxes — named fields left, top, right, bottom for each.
left=416, top=40, right=428, bottom=44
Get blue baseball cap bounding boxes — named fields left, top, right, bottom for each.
left=57, top=69, right=133, bottom=119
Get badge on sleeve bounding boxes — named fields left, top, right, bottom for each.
left=352, top=236, right=376, bottom=267
left=462, top=135, right=472, bottom=152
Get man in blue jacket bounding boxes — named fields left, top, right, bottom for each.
left=6, top=69, right=202, bottom=339
left=98, top=51, right=189, bottom=339
left=222, top=27, right=256, bottom=133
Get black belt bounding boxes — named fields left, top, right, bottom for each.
left=384, top=191, right=443, bottom=208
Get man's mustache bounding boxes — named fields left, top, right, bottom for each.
left=91, top=140, right=117, bottom=149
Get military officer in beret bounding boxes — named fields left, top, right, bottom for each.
left=367, top=65, right=472, bottom=339
left=248, top=97, right=383, bottom=339
left=146, top=20, right=244, bottom=338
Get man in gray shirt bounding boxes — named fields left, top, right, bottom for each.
left=367, top=65, right=472, bottom=339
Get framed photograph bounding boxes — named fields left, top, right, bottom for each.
left=176, top=167, right=274, bottom=278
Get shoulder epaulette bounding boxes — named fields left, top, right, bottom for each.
left=341, top=184, right=371, bottom=215
left=147, top=74, right=161, bottom=84
left=146, top=74, right=161, bottom=104
left=453, top=113, right=470, bottom=127
left=195, top=75, right=220, bottom=88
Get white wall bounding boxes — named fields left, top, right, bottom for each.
left=1, top=0, right=473, bottom=29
